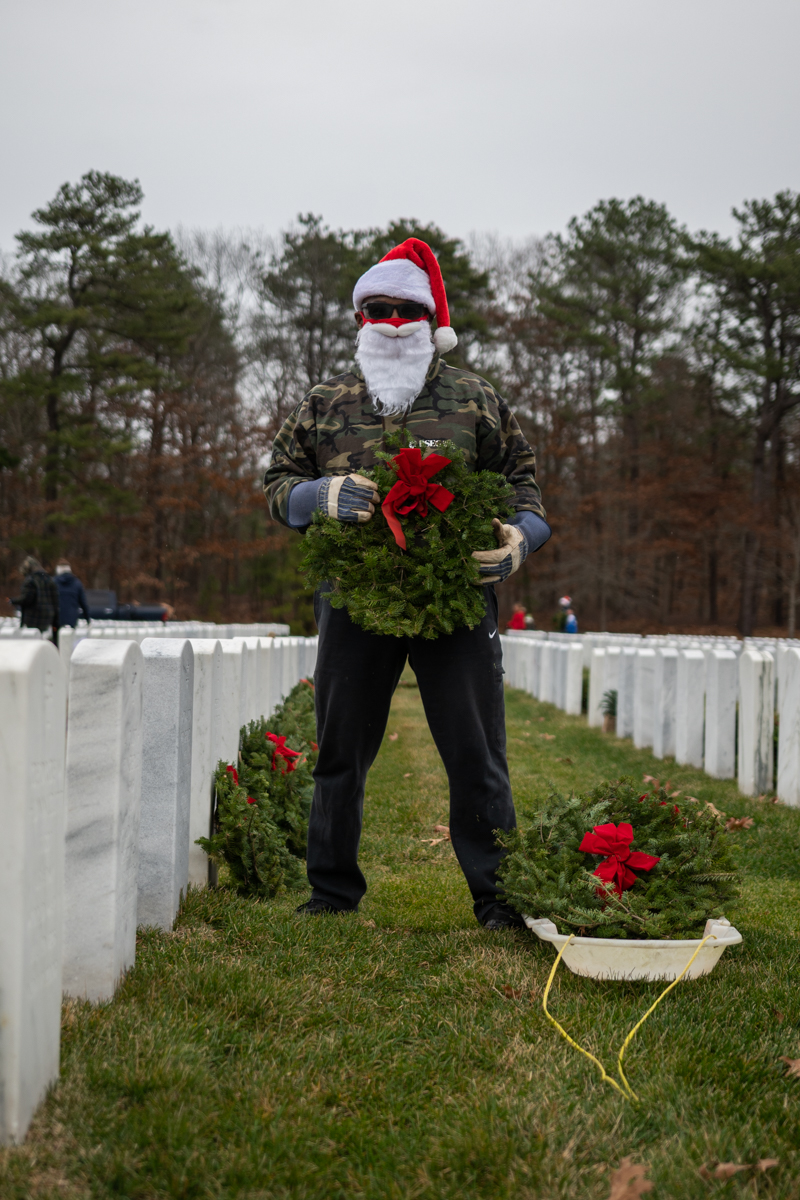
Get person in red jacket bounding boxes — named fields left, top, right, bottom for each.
left=507, top=602, right=527, bottom=631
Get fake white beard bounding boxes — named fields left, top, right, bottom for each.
left=355, top=321, right=435, bottom=416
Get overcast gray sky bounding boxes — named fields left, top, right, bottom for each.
left=1, top=0, right=798, bottom=251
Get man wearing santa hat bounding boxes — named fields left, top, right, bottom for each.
left=264, top=238, right=551, bottom=929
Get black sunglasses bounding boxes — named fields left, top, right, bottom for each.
left=362, top=301, right=430, bottom=321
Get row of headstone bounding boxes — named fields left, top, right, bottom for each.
left=501, top=630, right=800, bottom=808
left=0, top=632, right=316, bottom=1145
left=500, top=635, right=584, bottom=715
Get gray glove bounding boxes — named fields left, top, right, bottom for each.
left=287, top=474, right=380, bottom=528
left=318, top=474, right=380, bottom=523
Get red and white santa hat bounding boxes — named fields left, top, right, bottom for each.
left=352, top=237, right=458, bottom=354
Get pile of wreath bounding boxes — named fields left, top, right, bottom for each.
left=300, top=434, right=515, bottom=639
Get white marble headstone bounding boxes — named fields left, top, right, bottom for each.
left=653, top=647, right=678, bottom=759
left=257, top=638, right=275, bottom=719
left=539, top=642, right=555, bottom=705
left=617, top=647, right=638, bottom=738
left=565, top=642, right=584, bottom=715
left=555, top=643, right=569, bottom=709
left=675, top=649, right=705, bottom=768
left=777, top=647, right=800, bottom=806
left=0, top=641, right=67, bottom=1144
left=138, top=639, right=194, bottom=929
left=234, top=636, right=261, bottom=725
left=220, top=640, right=243, bottom=761
left=633, top=649, right=656, bottom=749
left=704, top=649, right=737, bottom=779
left=63, top=639, right=143, bottom=1002
left=269, top=637, right=285, bottom=710
left=187, top=639, right=223, bottom=888
left=587, top=647, right=605, bottom=727
left=531, top=639, right=542, bottom=699
left=738, top=648, right=774, bottom=796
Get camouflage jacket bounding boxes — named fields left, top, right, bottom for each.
left=263, top=354, right=545, bottom=527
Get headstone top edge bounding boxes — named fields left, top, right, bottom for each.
left=0, top=637, right=63, bottom=671
left=72, top=637, right=142, bottom=666
left=140, top=637, right=195, bottom=662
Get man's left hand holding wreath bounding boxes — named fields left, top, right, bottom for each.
left=471, top=511, right=552, bottom=584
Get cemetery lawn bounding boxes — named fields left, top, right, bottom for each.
left=4, top=679, right=800, bottom=1200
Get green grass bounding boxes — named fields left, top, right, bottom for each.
left=3, top=680, right=800, bottom=1199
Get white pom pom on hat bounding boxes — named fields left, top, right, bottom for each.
left=353, top=237, right=458, bottom=354
left=432, top=325, right=458, bottom=353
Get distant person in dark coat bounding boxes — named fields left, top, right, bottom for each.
left=54, top=560, right=91, bottom=627
left=9, top=556, right=60, bottom=638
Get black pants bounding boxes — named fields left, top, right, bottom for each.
left=309, top=586, right=516, bottom=921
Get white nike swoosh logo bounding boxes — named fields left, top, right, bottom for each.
left=489, top=629, right=497, bottom=638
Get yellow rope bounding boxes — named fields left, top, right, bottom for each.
left=615, top=934, right=716, bottom=1101
left=542, top=935, right=633, bottom=1100
left=541, top=932, right=718, bottom=1103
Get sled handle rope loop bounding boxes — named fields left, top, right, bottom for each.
left=541, top=933, right=718, bottom=1103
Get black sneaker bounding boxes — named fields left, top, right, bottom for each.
left=480, top=903, right=525, bottom=931
left=294, top=898, right=350, bottom=916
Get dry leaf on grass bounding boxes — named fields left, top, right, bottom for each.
left=540, top=733, right=556, bottom=741
left=705, top=802, right=724, bottom=818
left=643, top=775, right=658, bottom=786
left=501, top=984, right=523, bottom=999
left=726, top=816, right=754, bottom=831
left=432, top=824, right=450, bottom=838
left=403, top=772, right=411, bottom=778
left=779, top=1056, right=800, bottom=1078
left=773, top=1008, right=785, bottom=1023
left=421, top=838, right=446, bottom=846
left=555, top=757, right=574, bottom=764
left=700, top=1159, right=778, bottom=1181
left=388, top=732, right=399, bottom=741
left=607, top=1157, right=653, bottom=1199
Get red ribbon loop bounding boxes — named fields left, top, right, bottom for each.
left=578, top=821, right=660, bottom=896
left=265, top=731, right=302, bottom=774
left=381, top=447, right=455, bottom=550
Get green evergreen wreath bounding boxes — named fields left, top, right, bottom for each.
left=300, top=435, right=515, bottom=639
left=498, top=778, right=739, bottom=939
left=197, top=679, right=317, bottom=898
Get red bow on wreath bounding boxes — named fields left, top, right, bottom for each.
left=381, top=447, right=455, bottom=550
left=578, top=822, right=660, bottom=896
left=226, top=764, right=239, bottom=786
left=265, top=731, right=301, bottom=774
